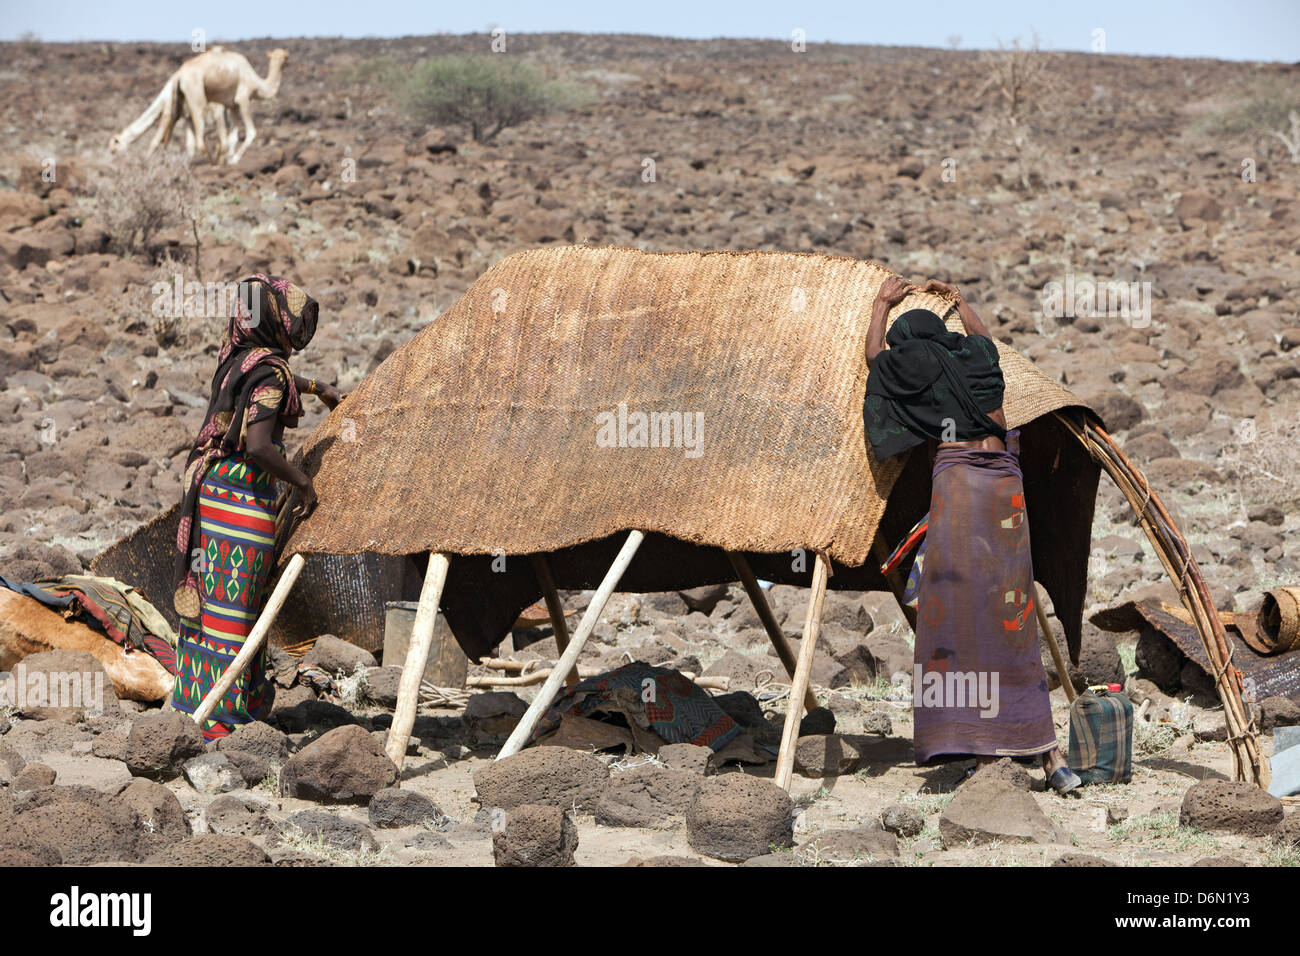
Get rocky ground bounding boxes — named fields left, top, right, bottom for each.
left=1, top=34, right=1299, bottom=865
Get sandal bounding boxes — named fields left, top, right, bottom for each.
left=1048, top=766, right=1082, bottom=796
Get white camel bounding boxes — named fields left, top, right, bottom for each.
left=110, top=46, right=289, bottom=165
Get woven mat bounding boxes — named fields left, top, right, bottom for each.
left=287, top=246, right=1086, bottom=566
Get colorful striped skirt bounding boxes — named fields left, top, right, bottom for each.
left=171, top=451, right=278, bottom=740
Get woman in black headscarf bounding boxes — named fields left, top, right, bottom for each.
left=865, top=276, right=1080, bottom=795
left=170, top=274, right=344, bottom=740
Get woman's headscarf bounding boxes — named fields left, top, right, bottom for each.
left=863, top=308, right=1005, bottom=461
left=171, top=274, right=319, bottom=615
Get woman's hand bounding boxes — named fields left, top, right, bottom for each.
left=318, top=384, right=346, bottom=411
left=289, top=477, right=318, bottom=520
left=921, top=278, right=962, bottom=300
left=878, top=275, right=912, bottom=308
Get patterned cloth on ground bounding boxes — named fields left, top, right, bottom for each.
left=0, top=572, right=177, bottom=675
left=912, top=429, right=1059, bottom=764
left=170, top=450, right=278, bottom=740
left=530, top=662, right=740, bottom=752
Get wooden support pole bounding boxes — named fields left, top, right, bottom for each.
left=192, top=553, right=305, bottom=729
left=774, top=552, right=830, bottom=791
left=530, top=553, right=578, bottom=687
left=871, top=532, right=918, bottom=633
left=727, top=552, right=820, bottom=713
left=1035, top=585, right=1077, bottom=705
left=385, top=552, right=451, bottom=768
left=498, top=530, right=646, bottom=760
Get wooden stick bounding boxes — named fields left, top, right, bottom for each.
left=385, top=553, right=451, bottom=768
left=774, top=552, right=830, bottom=791
left=497, top=530, right=646, bottom=760
left=871, top=532, right=919, bottom=633
left=727, top=552, right=820, bottom=713
left=191, top=553, right=305, bottom=728
left=1035, top=585, right=1076, bottom=704
left=530, top=553, right=578, bottom=687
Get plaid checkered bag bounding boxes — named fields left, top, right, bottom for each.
left=1067, top=689, right=1134, bottom=785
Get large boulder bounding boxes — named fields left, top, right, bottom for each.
left=939, top=778, right=1070, bottom=847
left=473, top=746, right=609, bottom=811
left=205, top=793, right=275, bottom=838
left=492, top=804, right=579, bottom=867
left=462, top=692, right=528, bottom=745
left=124, top=712, right=205, bottom=780
left=215, top=721, right=291, bottom=764
left=182, top=753, right=246, bottom=795
left=4, top=786, right=145, bottom=863
left=1179, top=779, right=1283, bottom=837
left=800, top=826, right=899, bottom=864
left=594, top=765, right=701, bottom=829
left=686, top=774, right=794, bottom=862
left=115, top=779, right=190, bottom=846
left=279, top=724, right=398, bottom=803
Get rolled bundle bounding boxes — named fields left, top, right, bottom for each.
left=1241, top=587, right=1300, bottom=655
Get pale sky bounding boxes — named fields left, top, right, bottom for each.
left=1, top=0, right=1297, bottom=61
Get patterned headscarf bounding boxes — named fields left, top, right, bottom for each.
left=171, top=274, right=319, bottom=615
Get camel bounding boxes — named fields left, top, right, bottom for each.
left=0, top=589, right=173, bottom=703
left=110, top=46, right=289, bottom=165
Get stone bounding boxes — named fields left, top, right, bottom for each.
left=462, top=691, right=528, bottom=744
left=12, top=761, right=56, bottom=790
left=1260, top=697, right=1300, bottom=732
left=965, top=756, right=1034, bottom=791
left=686, top=774, right=794, bottom=861
left=205, top=793, right=275, bottom=837
left=879, top=803, right=925, bottom=838
left=1191, top=855, right=1247, bottom=867
left=125, top=711, right=205, bottom=780
left=678, top=584, right=729, bottom=615
left=303, top=634, right=378, bottom=675
left=279, top=724, right=398, bottom=803
left=802, top=826, right=899, bottom=864
left=114, top=779, right=190, bottom=845
left=1052, top=853, right=1118, bottom=867
left=221, top=749, right=272, bottom=787
left=712, top=691, right=767, bottom=728
left=6, top=786, right=145, bottom=863
left=1272, top=813, right=1300, bottom=848
left=270, top=698, right=359, bottom=734
left=658, top=742, right=716, bottom=774
left=473, top=746, right=609, bottom=811
left=794, top=734, right=912, bottom=777
left=11, top=649, right=119, bottom=717
left=798, top=706, right=836, bottom=736
left=183, top=752, right=246, bottom=795
left=492, top=804, right=579, bottom=867
left=368, top=787, right=450, bottom=830
left=939, top=778, right=1070, bottom=847
left=215, top=721, right=291, bottom=764
left=594, top=765, right=701, bottom=829
left=1179, top=779, right=1283, bottom=837
left=363, top=666, right=403, bottom=708
left=143, top=834, right=270, bottom=866
left=287, top=810, right=379, bottom=852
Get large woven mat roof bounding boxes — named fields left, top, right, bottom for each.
left=286, top=245, right=1087, bottom=567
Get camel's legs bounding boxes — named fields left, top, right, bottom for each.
left=230, top=94, right=257, bottom=164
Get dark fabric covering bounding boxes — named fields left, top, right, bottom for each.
left=863, top=309, right=1006, bottom=461
left=171, top=274, right=318, bottom=615
left=911, top=432, right=1058, bottom=763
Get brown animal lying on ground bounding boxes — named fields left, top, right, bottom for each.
left=0, top=589, right=172, bottom=702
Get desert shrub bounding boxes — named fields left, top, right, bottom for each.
left=975, top=33, right=1064, bottom=189
left=1202, top=74, right=1300, bottom=163
left=379, top=55, right=584, bottom=142
left=92, top=151, right=202, bottom=263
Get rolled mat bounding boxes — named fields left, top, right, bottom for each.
left=1239, top=587, right=1300, bottom=655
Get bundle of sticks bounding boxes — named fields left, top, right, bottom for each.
left=1056, top=411, right=1267, bottom=787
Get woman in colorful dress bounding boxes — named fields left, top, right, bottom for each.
left=170, top=274, right=343, bottom=740
left=864, top=275, right=1081, bottom=795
